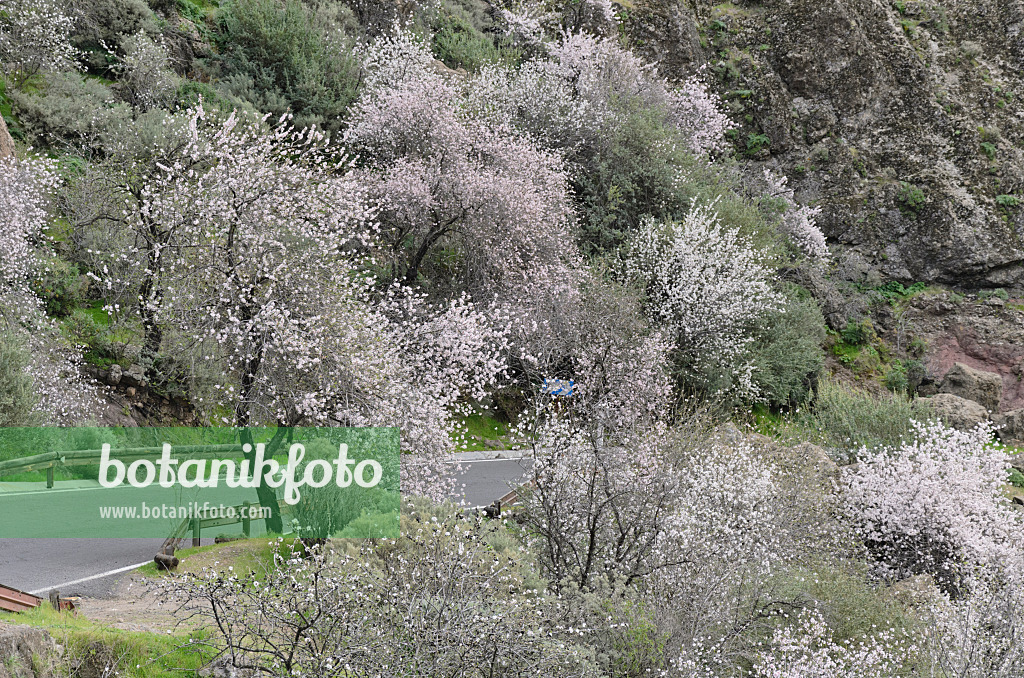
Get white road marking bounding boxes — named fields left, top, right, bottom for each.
left=29, top=560, right=152, bottom=595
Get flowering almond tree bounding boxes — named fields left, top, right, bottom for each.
left=623, top=200, right=785, bottom=400
left=165, top=513, right=597, bottom=677
left=345, top=31, right=578, bottom=302
left=842, top=421, right=1024, bottom=676
left=748, top=610, right=908, bottom=678
left=78, top=105, right=508, bottom=516
left=471, top=31, right=734, bottom=160
left=0, top=157, right=95, bottom=424
left=762, top=168, right=829, bottom=262
left=841, top=421, right=1024, bottom=594
left=0, top=0, right=80, bottom=83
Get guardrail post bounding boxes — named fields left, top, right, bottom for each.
left=46, top=467, right=54, bottom=489
left=191, top=517, right=201, bottom=547
left=242, top=501, right=251, bottom=538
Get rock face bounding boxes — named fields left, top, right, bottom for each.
left=938, top=362, right=1003, bottom=412
left=926, top=393, right=989, bottom=430
left=625, top=0, right=1024, bottom=287
left=0, top=622, right=57, bottom=678
left=903, top=293, right=1024, bottom=411
left=0, top=116, right=14, bottom=162
left=993, top=409, right=1024, bottom=445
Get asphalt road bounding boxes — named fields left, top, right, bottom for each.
left=0, top=457, right=533, bottom=598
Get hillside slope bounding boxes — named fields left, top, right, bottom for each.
left=626, top=0, right=1024, bottom=288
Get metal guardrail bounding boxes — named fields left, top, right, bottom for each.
left=0, top=584, right=41, bottom=613
left=163, top=498, right=292, bottom=550
left=0, top=445, right=246, bottom=488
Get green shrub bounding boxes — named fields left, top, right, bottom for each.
left=576, top=110, right=778, bottom=256
left=749, top=292, right=827, bottom=409
left=898, top=181, right=926, bottom=212
left=871, top=280, right=927, bottom=304
left=9, top=72, right=131, bottom=149
left=0, top=331, right=40, bottom=427
left=774, top=558, right=917, bottom=649
left=575, top=103, right=685, bottom=253
left=883, top=358, right=923, bottom=393
left=744, top=132, right=770, bottom=157
left=978, top=287, right=1010, bottom=301
left=1008, top=468, right=1024, bottom=488
left=839, top=318, right=874, bottom=346
left=559, top=581, right=668, bottom=676
left=216, top=0, right=360, bottom=133
left=0, top=79, right=24, bottom=140
left=980, top=141, right=997, bottom=159
left=802, top=379, right=932, bottom=459
left=431, top=4, right=510, bottom=71
left=175, top=80, right=241, bottom=112
left=31, top=256, right=84, bottom=317
left=62, top=307, right=130, bottom=368
left=996, top=194, right=1019, bottom=208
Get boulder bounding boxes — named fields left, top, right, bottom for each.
left=711, top=422, right=746, bottom=447
left=0, top=622, right=58, bottom=678
left=938, top=363, right=1002, bottom=412
left=199, top=657, right=256, bottom=678
left=992, top=409, right=1024, bottom=445
left=106, top=364, right=122, bottom=386
left=786, top=442, right=840, bottom=482
left=926, top=393, right=989, bottom=431
left=121, top=365, right=147, bottom=388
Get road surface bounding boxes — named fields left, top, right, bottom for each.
left=0, top=456, right=533, bottom=598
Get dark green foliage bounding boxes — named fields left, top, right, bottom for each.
left=177, top=0, right=213, bottom=29
left=869, top=280, right=927, bottom=304
left=883, top=358, right=923, bottom=394
left=744, top=132, right=770, bottom=157
left=897, top=181, right=926, bottom=213
left=840, top=319, right=873, bottom=346
left=0, top=331, right=40, bottom=426
left=0, top=79, right=23, bottom=140
left=574, top=101, right=779, bottom=258
left=175, top=79, right=242, bottom=112
left=61, top=306, right=129, bottom=369
left=996, top=194, right=1019, bottom=208
left=575, top=104, right=685, bottom=253
left=430, top=5, right=508, bottom=71
left=32, top=256, right=85, bottom=318
left=562, top=584, right=668, bottom=676
left=749, top=293, right=827, bottom=409
left=215, top=0, right=360, bottom=133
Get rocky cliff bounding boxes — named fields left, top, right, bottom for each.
left=625, top=0, right=1024, bottom=289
